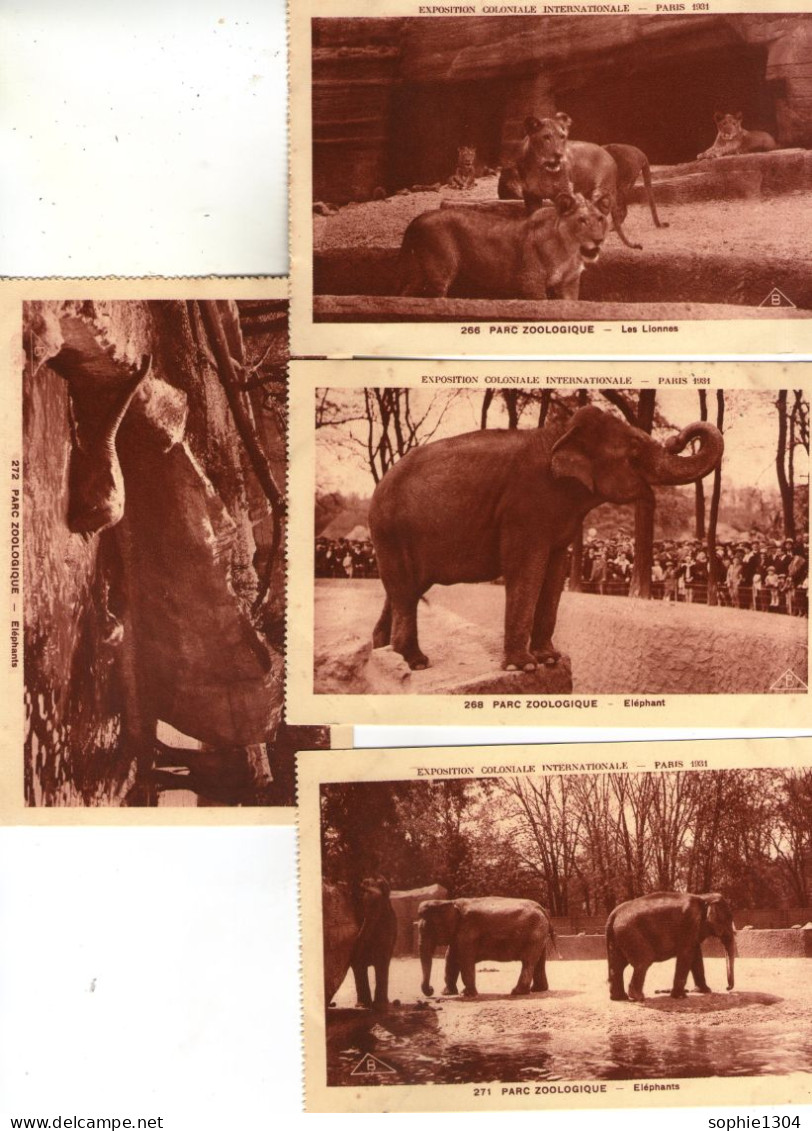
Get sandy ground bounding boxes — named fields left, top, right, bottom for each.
left=328, top=956, right=812, bottom=1081
left=314, top=174, right=812, bottom=260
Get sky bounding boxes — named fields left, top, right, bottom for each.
left=316, top=387, right=809, bottom=500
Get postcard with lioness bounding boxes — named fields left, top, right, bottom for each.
left=287, top=358, right=811, bottom=728
left=290, top=0, right=812, bottom=358
left=0, top=278, right=350, bottom=824
left=298, top=739, right=812, bottom=1112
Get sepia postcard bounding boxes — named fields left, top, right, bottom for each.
left=0, top=278, right=349, bottom=825
left=298, top=739, right=812, bottom=1113
left=290, top=0, right=812, bottom=358
left=287, top=358, right=810, bottom=727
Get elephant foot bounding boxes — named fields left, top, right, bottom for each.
left=531, top=644, right=561, bottom=666
left=372, top=630, right=390, bottom=649
left=695, top=984, right=712, bottom=994
left=461, top=987, right=478, bottom=998
left=404, top=648, right=429, bottom=671
left=421, top=984, right=434, bottom=997
left=441, top=985, right=457, bottom=997
left=670, top=988, right=688, bottom=999
left=610, top=992, right=630, bottom=1002
left=627, top=988, right=645, bottom=1002
left=532, top=981, right=549, bottom=993
left=503, top=650, right=537, bottom=673
left=511, top=986, right=531, bottom=996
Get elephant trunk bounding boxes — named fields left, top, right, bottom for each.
left=643, top=421, right=724, bottom=486
left=723, top=932, right=735, bottom=991
left=418, top=922, right=434, bottom=997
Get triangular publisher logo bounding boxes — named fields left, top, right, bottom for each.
left=770, top=669, right=808, bottom=692
left=350, top=1052, right=397, bottom=1076
left=759, top=287, right=796, bottom=308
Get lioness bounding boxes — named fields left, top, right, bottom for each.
left=448, top=145, right=477, bottom=189
left=603, top=143, right=669, bottom=229
left=509, top=113, right=644, bottom=249
left=697, top=112, right=777, bottom=160
left=398, top=191, right=610, bottom=300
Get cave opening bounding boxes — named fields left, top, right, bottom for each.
left=555, top=43, right=775, bottom=165
left=387, top=76, right=510, bottom=190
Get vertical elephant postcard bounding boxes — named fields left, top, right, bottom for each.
left=0, top=278, right=350, bottom=822
left=297, top=739, right=812, bottom=1113
left=289, top=0, right=812, bottom=358
left=286, top=358, right=811, bottom=728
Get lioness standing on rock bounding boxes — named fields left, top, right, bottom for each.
left=697, top=111, right=778, bottom=159
left=397, top=192, right=610, bottom=301
left=504, top=112, right=646, bottom=249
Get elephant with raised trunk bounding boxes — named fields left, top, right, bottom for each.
left=606, top=891, right=736, bottom=1002
left=369, top=404, right=724, bottom=672
left=417, top=896, right=554, bottom=998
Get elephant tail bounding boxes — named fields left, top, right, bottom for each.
left=547, top=921, right=563, bottom=959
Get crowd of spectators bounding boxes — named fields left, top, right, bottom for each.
left=315, top=531, right=809, bottom=617
left=576, top=533, right=809, bottom=616
left=315, top=537, right=378, bottom=579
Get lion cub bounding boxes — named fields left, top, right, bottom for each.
left=398, top=192, right=610, bottom=300
left=698, top=112, right=777, bottom=160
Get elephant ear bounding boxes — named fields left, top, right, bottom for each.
left=702, top=893, right=733, bottom=933
left=550, top=409, right=599, bottom=493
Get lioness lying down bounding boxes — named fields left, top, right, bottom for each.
left=398, top=192, right=610, bottom=301
left=698, top=112, right=777, bottom=159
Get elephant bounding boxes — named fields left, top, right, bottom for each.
left=368, top=404, right=724, bottom=672
left=322, top=876, right=397, bottom=1010
left=417, top=896, right=554, bottom=998
left=605, top=891, right=736, bottom=1002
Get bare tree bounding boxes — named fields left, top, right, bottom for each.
left=706, top=390, right=725, bottom=605
left=695, top=389, right=707, bottom=540
left=776, top=390, right=810, bottom=540
left=498, top=776, right=584, bottom=915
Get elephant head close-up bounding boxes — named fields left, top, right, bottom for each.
left=369, top=405, right=724, bottom=673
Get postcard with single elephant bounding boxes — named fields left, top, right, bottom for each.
left=287, top=357, right=811, bottom=728
left=289, top=0, right=812, bottom=359
left=0, top=277, right=351, bottom=824
left=298, top=738, right=812, bottom=1112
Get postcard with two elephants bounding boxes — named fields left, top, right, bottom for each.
left=0, top=278, right=350, bottom=823
left=290, top=0, right=812, bottom=358
left=287, top=358, right=810, bottom=728
left=298, top=738, right=812, bottom=1112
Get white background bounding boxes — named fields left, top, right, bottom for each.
left=1, top=1, right=809, bottom=1127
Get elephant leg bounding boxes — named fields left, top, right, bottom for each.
left=671, top=950, right=693, bottom=998
left=372, top=595, right=392, bottom=648
left=502, top=543, right=549, bottom=671
left=511, top=959, right=534, bottom=996
left=443, top=945, right=460, bottom=996
left=372, top=959, right=390, bottom=1010
left=390, top=594, right=428, bottom=670
left=628, top=962, right=651, bottom=1002
left=353, top=962, right=373, bottom=1009
left=457, top=944, right=478, bottom=997
left=532, top=952, right=549, bottom=992
left=609, top=960, right=629, bottom=1001
left=530, top=545, right=569, bottom=664
left=691, top=946, right=711, bottom=993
